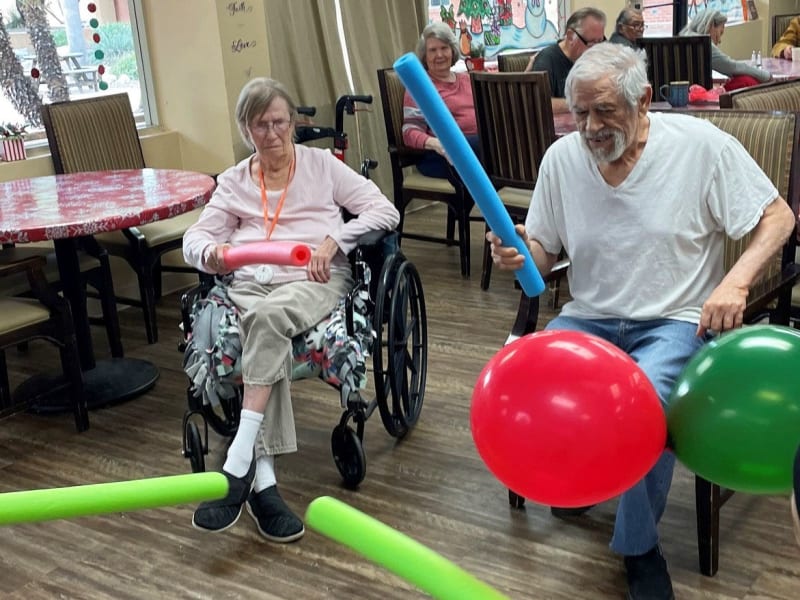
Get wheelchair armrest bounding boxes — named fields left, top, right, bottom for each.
left=355, top=229, right=394, bottom=249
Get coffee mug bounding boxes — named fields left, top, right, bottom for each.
left=465, top=57, right=485, bottom=72
left=659, top=81, right=690, bottom=107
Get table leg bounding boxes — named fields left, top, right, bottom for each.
left=15, top=238, right=160, bottom=412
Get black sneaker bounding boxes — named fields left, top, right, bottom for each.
left=550, top=505, right=595, bottom=518
left=192, top=459, right=256, bottom=532
left=246, top=485, right=305, bottom=543
left=624, top=546, right=675, bottom=600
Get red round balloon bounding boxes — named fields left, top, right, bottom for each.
left=470, top=330, right=666, bottom=507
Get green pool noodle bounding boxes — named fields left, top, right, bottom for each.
left=306, top=496, right=508, bottom=600
left=0, top=472, right=227, bottom=525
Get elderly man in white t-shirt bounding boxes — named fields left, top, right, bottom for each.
left=489, top=42, right=795, bottom=600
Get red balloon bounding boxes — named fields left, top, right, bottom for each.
left=470, top=330, right=666, bottom=507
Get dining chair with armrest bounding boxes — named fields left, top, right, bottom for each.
left=506, top=109, right=800, bottom=577
left=470, top=70, right=557, bottom=290
left=0, top=254, right=88, bottom=432
left=497, top=50, right=540, bottom=73
left=636, top=35, right=712, bottom=94
left=719, top=78, right=800, bottom=111
left=42, top=93, right=202, bottom=344
left=376, top=67, right=474, bottom=278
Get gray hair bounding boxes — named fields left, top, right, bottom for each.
left=416, top=21, right=459, bottom=68
left=566, top=7, right=607, bottom=32
left=680, top=9, right=727, bottom=36
left=616, top=8, right=643, bottom=32
left=235, top=77, right=297, bottom=148
left=565, top=43, right=649, bottom=111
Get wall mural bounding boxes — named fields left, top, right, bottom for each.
left=430, top=0, right=567, bottom=58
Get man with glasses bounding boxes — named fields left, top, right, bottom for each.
left=610, top=7, right=645, bottom=48
left=525, top=7, right=607, bottom=114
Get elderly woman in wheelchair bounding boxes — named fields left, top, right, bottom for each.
left=182, top=77, right=400, bottom=542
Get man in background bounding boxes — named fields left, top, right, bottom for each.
left=524, top=7, right=606, bottom=114
left=610, top=7, right=645, bottom=49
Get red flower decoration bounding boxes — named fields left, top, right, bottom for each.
left=30, top=67, right=40, bottom=79
left=93, top=33, right=101, bottom=43
left=87, top=3, right=97, bottom=12
left=98, top=65, right=106, bottom=75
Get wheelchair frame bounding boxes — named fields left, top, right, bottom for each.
left=179, top=94, right=426, bottom=487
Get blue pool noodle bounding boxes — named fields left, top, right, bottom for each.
left=393, top=53, right=545, bottom=297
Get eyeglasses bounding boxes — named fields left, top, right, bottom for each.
left=570, top=28, right=607, bottom=47
left=250, top=118, right=292, bottom=135
left=625, top=21, right=647, bottom=31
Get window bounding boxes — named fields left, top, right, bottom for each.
left=643, top=0, right=747, bottom=38
left=0, top=0, right=154, bottom=140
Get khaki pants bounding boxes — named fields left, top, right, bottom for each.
left=228, top=270, right=353, bottom=456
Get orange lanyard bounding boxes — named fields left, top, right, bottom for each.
left=259, top=154, right=295, bottom=240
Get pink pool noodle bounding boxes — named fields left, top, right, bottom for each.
left=223, top=241, right=312, bottom=269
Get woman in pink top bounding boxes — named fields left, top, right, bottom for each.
left=402, top=22, right=479, bottom=179
left=183, top=77, right=399, bottom=543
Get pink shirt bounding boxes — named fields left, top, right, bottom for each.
left=183, top=144, right=399, bottom=284
left=402, top=71, right=477, bottom=149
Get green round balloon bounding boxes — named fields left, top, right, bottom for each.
left=99, top=80, right=108, bottom=91
left=668, top=325, right=800, bottom=494
left=89, top=18, right=99, bottom=28
left=94, top=49, right=105, bottom=60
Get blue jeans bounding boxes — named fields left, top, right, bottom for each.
left=545, top=316, right=709, bottom=556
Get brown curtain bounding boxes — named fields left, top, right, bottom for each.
left=338, top=1, right=427, bottom=195
left=263, top=1, right=348, bottom=152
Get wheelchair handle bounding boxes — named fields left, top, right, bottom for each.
left=335, top=94, right=373, bottom=132
left=297, top=106, right=316, bottom=117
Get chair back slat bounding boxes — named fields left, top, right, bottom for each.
left=636, top=36, right=712, bottom=92
left=471, top=71, right=555, bottom=190
left=42, top=93, right=145, bottom=174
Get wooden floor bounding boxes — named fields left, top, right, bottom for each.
left=2, top=205, right=799, bottom=599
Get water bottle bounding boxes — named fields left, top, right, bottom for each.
left=756, top=51, right=762, bottom=67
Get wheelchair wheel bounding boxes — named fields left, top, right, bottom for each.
left=182, top=415, right=206, bottom=474
left=372, top=253, right=427, bottom=438
left=331, top=423, right=366, bottom=488
left=202, top=391, right=241, bottom=438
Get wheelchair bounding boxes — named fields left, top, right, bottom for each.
left=179, top=95, right=427, bottom=488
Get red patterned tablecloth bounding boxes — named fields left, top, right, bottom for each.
left=0, top=168, right=215, bottom=244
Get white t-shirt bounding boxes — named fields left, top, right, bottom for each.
left=525, top=111, right=778, bottom=323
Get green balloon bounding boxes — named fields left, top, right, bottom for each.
left=89, top=18, right=99, bottom=28
left=668, top=325, right=800, bottom=494
left=94, top=49, right=104, bottom=60
left=99, top=80, right=108, bottom=91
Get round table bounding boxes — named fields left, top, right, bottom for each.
left=0, top=168, right=215, bottom=412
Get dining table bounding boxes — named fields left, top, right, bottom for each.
left=0, top=168, right=215, bottom=413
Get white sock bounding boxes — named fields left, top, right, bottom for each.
left=223, top=409, right=263, bottom=477
left=253, top=454, right=277, bottom=492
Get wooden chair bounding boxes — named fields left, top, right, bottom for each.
left=0, top=254, right=88, bottom=432
left=470, top=71, right=557, bottom=290
left=636, top=35, right=712, bottom=94
left=507, top=109, right=800, bottom=577
left=497, top=50, right=540, bottom=73
left=772, top=14, right=798, bottom=48
left=42, top=93, right=201, bottom=344
left=376, top=68, right=474, bottom=278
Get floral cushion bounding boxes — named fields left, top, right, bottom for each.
left=183, top=279, right=372, bottom=410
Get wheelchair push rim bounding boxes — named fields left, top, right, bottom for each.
left=372, top=252, right=427, bottom=438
